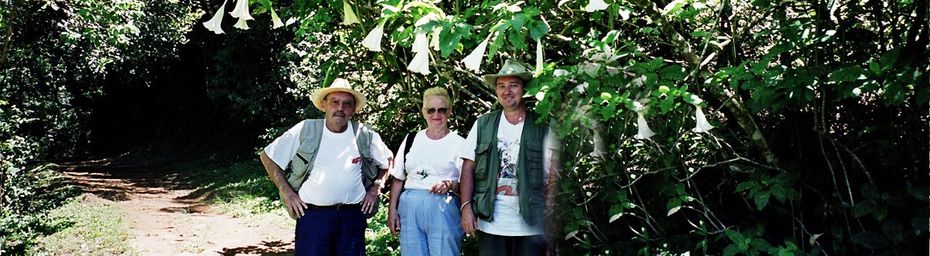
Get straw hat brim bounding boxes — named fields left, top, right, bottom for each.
left=482, top=72, right=533, bottom=88
left=311, top=87, right=367, bottom=112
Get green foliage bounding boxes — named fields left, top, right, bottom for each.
left=0, top=1, right=198, bottom=254
left=32, top=195, right=136, bottom=255
left=1, top=164, right=80, bottom=254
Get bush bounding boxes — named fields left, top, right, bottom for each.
left=1, top=164, right=80, bottom=254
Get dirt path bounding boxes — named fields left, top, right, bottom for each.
left=61, top=159, right=295, bottom=255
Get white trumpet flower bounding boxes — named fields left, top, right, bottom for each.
left=229, top=0, right=254, bottom=20
left=461, top=33, right=492, bottom=72
left=689, top=94, right=704, bottom=105
left=411, top=33, right=429, bottom=53
left=534, top=38, right=545, bottom=76
left=634, top=112, right=656, bottom=140
left=692, top=106, right=714, bottom=133
left=592, top=131, right=606, bottom=157
left=234, top=17, right=250, bottom=30
left=202, top=0, right=227, bottom=34
left=585, top=0, right=610, bottom=12
left=407, top=50, right=431, bottom=75
left=361, top=21, right=385, bottom=52
left=270, top=8, right=284, bottom=29
left=430, top=29, right=441, bottom=51
left=341, top=0, right=359, bottom=25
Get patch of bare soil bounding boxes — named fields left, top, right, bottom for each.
left=60, top=158, right=295, bottom=255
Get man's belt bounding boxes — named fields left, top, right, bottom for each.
left=307, top=203, right=361, bottom=210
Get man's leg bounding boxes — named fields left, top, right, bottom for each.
left=513, top=234, right=546, bottom=256
left=334, top=207, right=366, bottom=256
left=295, top=209, right=338, bottom=255
left=477, top=230, right=510, bottom=256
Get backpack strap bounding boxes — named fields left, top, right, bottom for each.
left=403, top=132, right=416, bottom=162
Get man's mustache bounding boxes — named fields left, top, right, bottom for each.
left=333, top=111, right=346, bottom=117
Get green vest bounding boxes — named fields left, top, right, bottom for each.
left=283, top=119, right=380, bottom=196
left=472, top=109, right=547, bottom=225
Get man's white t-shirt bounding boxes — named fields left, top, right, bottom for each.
left=264, top=120, right=391, bottom=206
left=459, top=114, right=558, bottom=236
left=390, top=130, right=464, bottom=190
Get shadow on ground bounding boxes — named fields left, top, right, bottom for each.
left=219, top=240, right=295, bottom=255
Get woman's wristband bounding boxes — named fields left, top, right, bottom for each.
left=460, top=200, right=472, bottom=211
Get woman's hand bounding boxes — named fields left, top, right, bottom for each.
left=429, top=180, right=456, bottom=194
left=387, top=209, right=401, bottom=235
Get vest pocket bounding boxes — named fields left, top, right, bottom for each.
left=473, top=143, right=491, bottom=181
left=286, top=149, right=316, bottom=189
left=524, top=144, right=545, bottom=190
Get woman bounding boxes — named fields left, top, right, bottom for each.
left=388, top=87, right=465, bottom=255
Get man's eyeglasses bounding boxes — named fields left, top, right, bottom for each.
left=425, top=107, right=449, bottom=114
left=326, top=99, right=356, bottom=108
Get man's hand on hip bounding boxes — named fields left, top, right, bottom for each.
left=282, top=189, right=307, bottom=219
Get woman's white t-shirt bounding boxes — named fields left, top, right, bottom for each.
left=390, top=130, right=464, bottom=191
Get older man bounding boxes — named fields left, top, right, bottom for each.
left=260, top=78, right=391, bottom=255
left=459, top=60, right=560, bottom=255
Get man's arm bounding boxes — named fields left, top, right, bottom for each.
left=260, top=151, right=307, bottom=218
left=459, top=159, right=477, bottom=236
left=362, top=166, right=388, bottom=214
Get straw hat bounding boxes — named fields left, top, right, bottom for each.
left=481, top=59, right=533, bottom=88
left=311, top=78, right=367, bottom=112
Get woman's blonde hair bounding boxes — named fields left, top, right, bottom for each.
left=422, top=87, right=452, bottom=109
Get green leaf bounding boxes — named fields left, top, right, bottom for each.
left=852, top=200, right=875, bottom=217
left=723, top=245, right=740, bottom=256
left=487, top=30, right=506, bottom=59
left=438, top=25, right=465, bottom=58
left=754, top=192, right=770, bottom=210
left=600, top=103, right=617, bottom=120
left=602, top=30, right=621, bottom=44
left=850, top=231, right=890, bottom=249
left=868, top=60, right=882, bottom=75
left=528, top=20, right=549, bottom=41
left=644, top=58, right=665, bottom=71
left=511, top=14, right=527, bottom=30
left=828, top=66, right=866, bottom=82
left=735, top=181, right=758, bottom=192
left=882, top=219, right=903, bottom=242
left=609, top=205, right=624, bottom=223
left=751, top=238, right=773, bottom=250
left=879, top=48, right=900, bottom=69
left=725, top=229, right=745, bottom=243
left=508, top=29, right=526, bottom=50
left=659, top=64, right=686, bottom=81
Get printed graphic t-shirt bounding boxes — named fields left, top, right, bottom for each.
left=459, top=115, right=557, bottom=236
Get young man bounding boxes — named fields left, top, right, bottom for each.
left=260, top=78, right=391, bottom=255
left=459, top=60, right=560, bottom=255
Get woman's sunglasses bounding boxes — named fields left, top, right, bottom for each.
left=425, top=107, right=449, bottom=114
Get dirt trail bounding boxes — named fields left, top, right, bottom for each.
left=61, top=158, right=295, bottom=255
